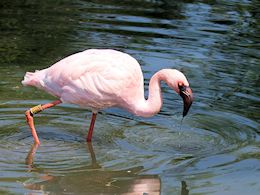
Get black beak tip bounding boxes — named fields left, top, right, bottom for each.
left=182, top=102, right=192, bottom=117
left=179, top=86, right=193, bottom=117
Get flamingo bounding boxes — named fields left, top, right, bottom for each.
left=22, top=49, right=193, bottom=144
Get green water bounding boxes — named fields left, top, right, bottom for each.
left=0, top=0, right=259, bottom=194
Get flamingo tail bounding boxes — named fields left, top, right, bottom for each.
left=21, top=71, right=45, bottom=89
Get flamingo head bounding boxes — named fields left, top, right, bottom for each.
left=164, top=69, right=193, bottom=117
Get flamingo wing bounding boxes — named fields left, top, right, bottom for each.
left=43, top=49, right=144, bottom=110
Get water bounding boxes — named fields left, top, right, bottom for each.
left=1, top=0, right=259, bottom=194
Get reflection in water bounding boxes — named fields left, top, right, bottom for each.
left=181, top=181, right=189, bottom=195
left=25, top=143, right=163, bottom=194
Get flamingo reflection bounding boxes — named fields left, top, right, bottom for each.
left=25, top=143, right=162, bottom=194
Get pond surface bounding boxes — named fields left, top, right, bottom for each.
left=1, top=0, right=259, bottom=194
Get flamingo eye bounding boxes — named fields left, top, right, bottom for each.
left=178, top=83, right=184, bottom=91
left=178, top=82, right=183, bottom=87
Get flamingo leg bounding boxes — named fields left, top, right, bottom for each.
left=25, top=100, right=62, bottom=144
left=86, top=113, right=97, bottom=142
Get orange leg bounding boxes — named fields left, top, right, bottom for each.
left=25, top=100, right=62, bottom=144
left=86, top=113, right=97, bottom=142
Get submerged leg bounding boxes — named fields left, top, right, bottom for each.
left=25, top=142, right=39, bottom=170
left=25, top=100, right=62, bottom=144
left=86, top=112, right=97, bottom=142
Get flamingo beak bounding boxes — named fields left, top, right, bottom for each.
left=179, top=86, right=193, bottom=117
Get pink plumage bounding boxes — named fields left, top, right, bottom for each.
left=22, top=49, right=193, bottom=144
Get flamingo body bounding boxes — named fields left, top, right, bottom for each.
left=23, top=49, right=144, bottom=113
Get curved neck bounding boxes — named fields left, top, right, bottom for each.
left=133, top=70, right=166, bottom=117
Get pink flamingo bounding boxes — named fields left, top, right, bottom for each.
left=22, top=49, right=193, bottom=144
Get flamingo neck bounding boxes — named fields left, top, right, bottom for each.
left=133, top=70, right=165, bottom=117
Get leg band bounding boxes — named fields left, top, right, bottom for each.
left=30, top=104, right=43, bottom=115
